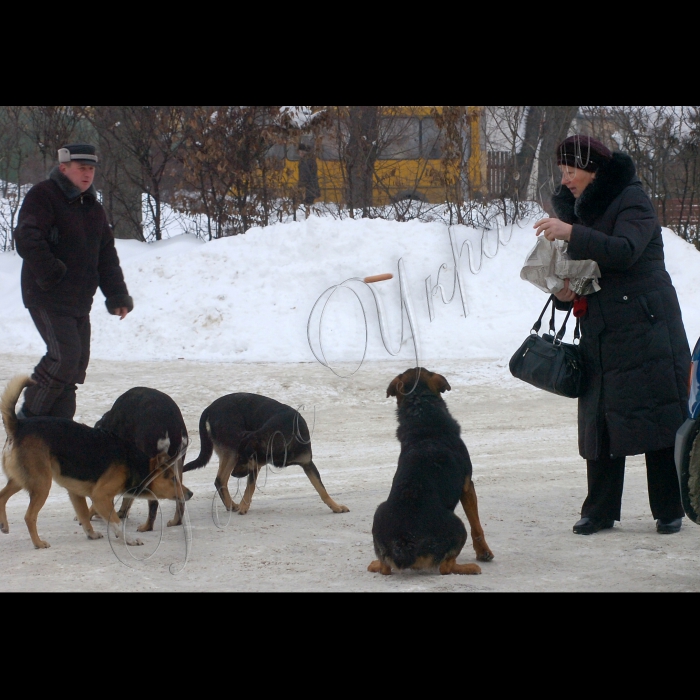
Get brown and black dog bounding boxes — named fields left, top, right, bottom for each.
left=184, top=392, right=348, bottom=516
left=0, top=375, right=192, bottom=549
left=368, top=367, right=494, bottom=576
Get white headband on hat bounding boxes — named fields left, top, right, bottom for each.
left=57, top=147, right=98, bottom=164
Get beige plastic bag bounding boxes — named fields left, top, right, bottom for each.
left=520, top=236, right=601, bottom=295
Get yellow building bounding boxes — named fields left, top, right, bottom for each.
left=273, top=106, right=486, bottom=206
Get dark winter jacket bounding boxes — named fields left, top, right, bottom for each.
left=552, top=151, right=691, bottom=460
left=14, top=168, right=133, bottom=317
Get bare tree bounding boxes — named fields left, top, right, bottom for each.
left=484, top=106, right=578, bottom=213
left=0, top=107, right=32, bottom=251
left=79, top=106, right=188, bottom=241
left=21, top=106, right=83, bottom=176
left=319, top=106, right=456, bottom=220
left=434, top=105, right=492, bottom=225
left=536, top=106, right=580, bottom=213
left=176, top=106, right=298, bottom=238
left=345, top=106, right=380, bottom=217
left=485, top=105, right=540, bottom=204
left=533, top=105, right=700, bottom=250
left=511, top=106, right=543, bottom=201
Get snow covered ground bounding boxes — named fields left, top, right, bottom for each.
left=2, top=353, right=700, bottom=592
left=0, top=216, right=699, bottom=591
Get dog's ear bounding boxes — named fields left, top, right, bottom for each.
left=386, top=375, right=403, bottom=398
left=238, top=435, right=257, bottom=463
left=428, top=372, right=451, bottom=394
left=148, top=452, right=170, bottom=472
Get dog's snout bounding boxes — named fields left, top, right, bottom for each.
left=184, top=488, right=193, bottom=501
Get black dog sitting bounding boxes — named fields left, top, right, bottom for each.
left=183, top=393, right=348, bottom=515
left=95, top=387, right=189, bottom=531
left=368, top=367, right=494, bottom=576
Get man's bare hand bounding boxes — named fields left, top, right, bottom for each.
left=554, top=278, right=576, bottom=303
left=115, top=307, right=129, bottom=320
left=534, top=217, right=573, bottom=242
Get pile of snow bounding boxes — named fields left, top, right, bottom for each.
left=1, top=218, right=698, bottom=367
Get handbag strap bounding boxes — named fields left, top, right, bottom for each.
left=553, top=306, right=573, bottom=344
left=549, top=299, right=557, bottom=335
left=531, top=295, right=554, bottom=333
left=533, top=294, right=581, bottom=344
left=554, top=303, right=582, bottom=345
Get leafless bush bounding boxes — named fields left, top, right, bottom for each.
left=174, top=106, right=314, bottom=238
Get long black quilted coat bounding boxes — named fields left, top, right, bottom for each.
left=552, top=151, right=691, bottom=460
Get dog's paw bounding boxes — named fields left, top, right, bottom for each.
left=167, top=518, right=182, bottom=527
left=34, top=540, right=51, bottom=549
left=367, top=559, right=392, bottom=575
left=237, top=505, right=250, bottom=515
left=136, top=522, right=154, bottom=533
left=126, top=538, right=144, bottom=546
left=332, top=503, right=350, bottom=513
left=86, top=530, right=103, bottom=540
left=473, top=537, right=494, bottom=562
left=0, top=521, right=9, bottom=534
left=225, top=502, right=240, bottom=512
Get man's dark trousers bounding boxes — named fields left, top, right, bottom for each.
left=23, top=307, right=90, bottom=419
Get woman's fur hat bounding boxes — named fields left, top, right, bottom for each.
left=556, top=135, right=612, bottom=172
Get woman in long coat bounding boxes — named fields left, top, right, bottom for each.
left=533, top=135, right=691, bottom=535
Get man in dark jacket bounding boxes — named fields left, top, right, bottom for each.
left=14, top=143, right=134, bottom=420
left=533, top=135, right=691, bottom=535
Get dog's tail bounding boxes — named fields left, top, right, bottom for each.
left=183, top=408, right=214, bottom=472
left=1, top=375, right=34, bottom=440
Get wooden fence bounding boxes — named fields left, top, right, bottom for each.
left=487, top=151, right=513, bottom=198
left=655, top=197, right=700, bottom=227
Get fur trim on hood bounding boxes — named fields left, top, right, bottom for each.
left=551, top=151, right=637, bottom=226
left=49, top=166, right=98, bottom=203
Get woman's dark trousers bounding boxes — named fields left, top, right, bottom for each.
left=22, top=308, right=91, bottom=420
left=581, top=427, right=684, bottom=522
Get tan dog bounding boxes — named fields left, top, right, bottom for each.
left=0, top=375, right=192, bottom=549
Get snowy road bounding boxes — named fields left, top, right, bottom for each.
left=1, top=353, right=698, bottom=592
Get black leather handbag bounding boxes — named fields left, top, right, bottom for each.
left=509, top=295, right=584, bottom=398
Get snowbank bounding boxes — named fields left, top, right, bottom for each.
left=1, top=219, right=698, bottom=365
